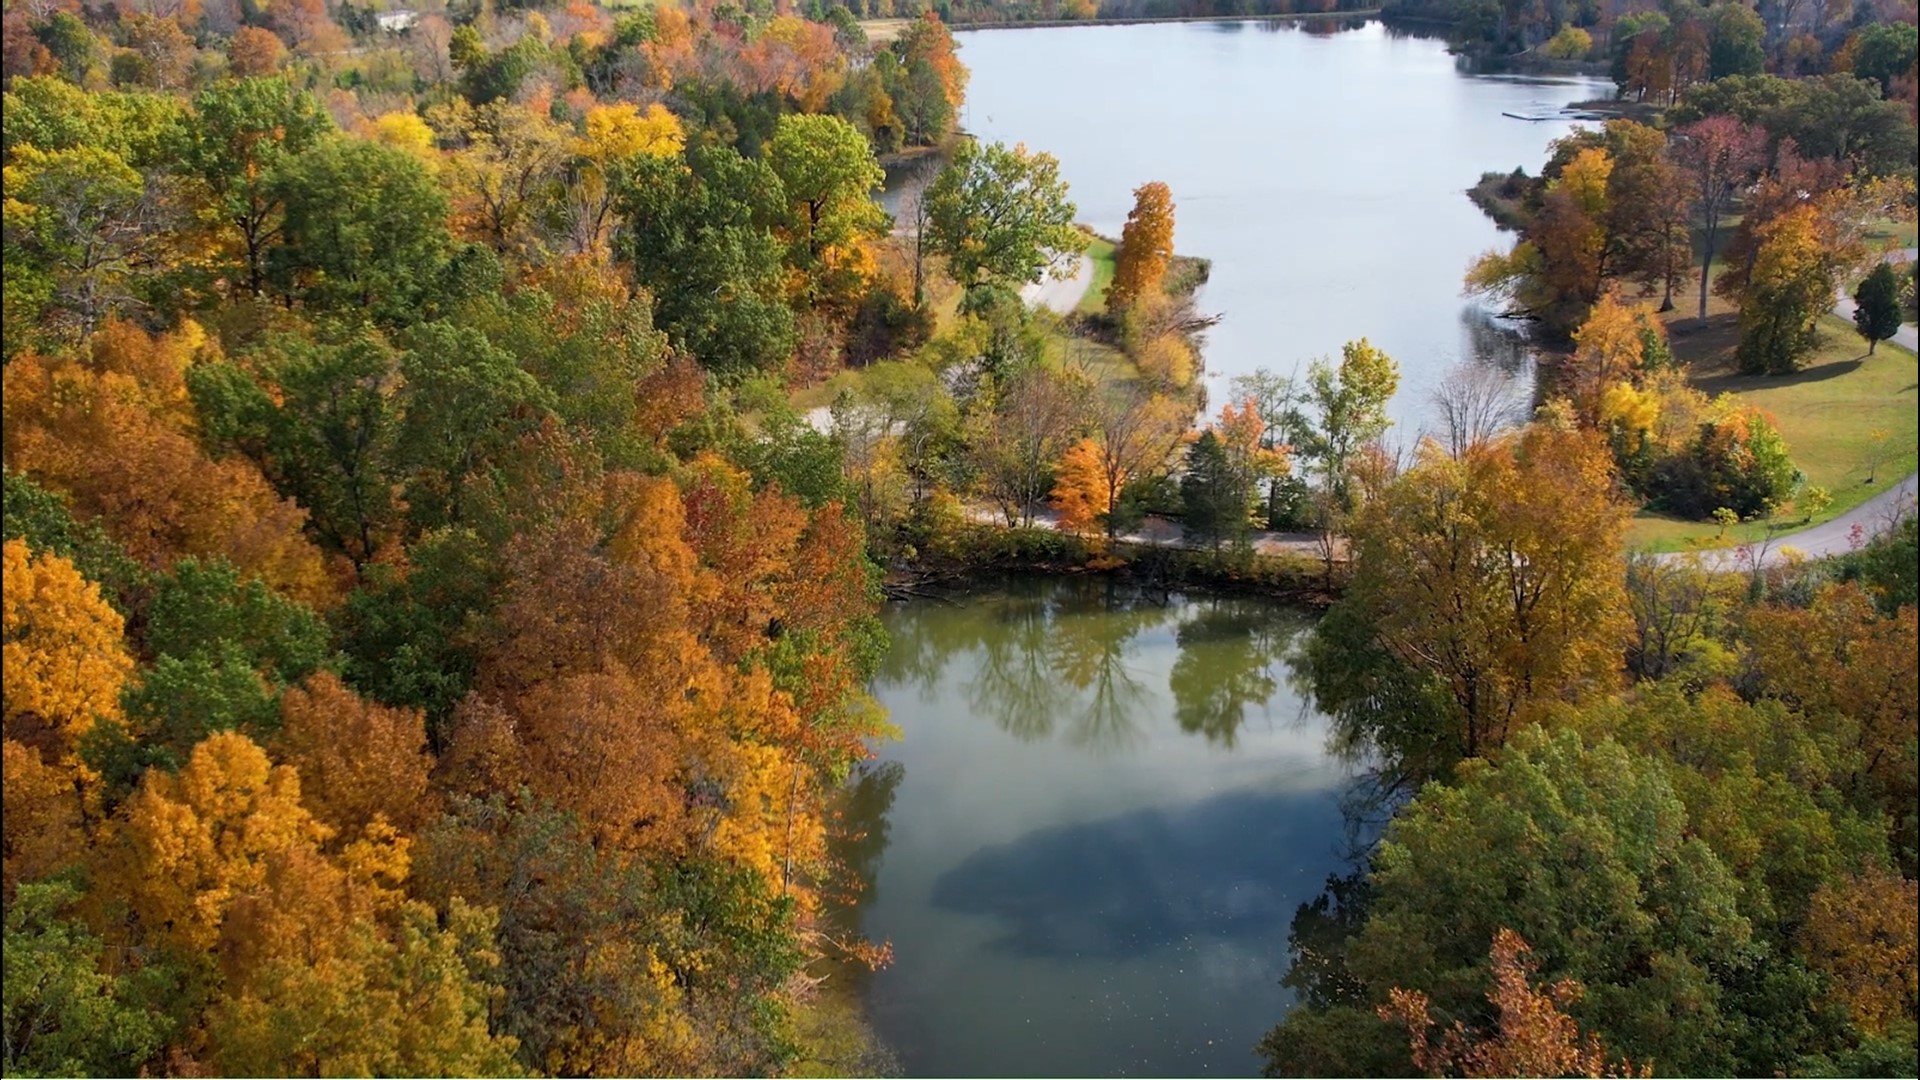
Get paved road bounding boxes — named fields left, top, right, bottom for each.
left=1020, top=254, right=1093, bottom=315
left=1679, top=248, right=1919, bottom=566
left=1832, top=247, right=1918, bottom=353
left=970, top=484, right=1915, bottom=571
left=967, top=505, right=1337, bottom=559
left=1662, top=472, right=1917, bottom=569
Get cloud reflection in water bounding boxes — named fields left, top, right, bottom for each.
left=929, top=786, right=1346, bottom=960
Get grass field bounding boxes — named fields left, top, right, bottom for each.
left=1078, top=234, right=1115, bottom=316
left=857, top=18, right=911, bottom=43
left=1625, top=314, right=1919, bottom=552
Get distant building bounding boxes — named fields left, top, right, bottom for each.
left=376, top=9, right=418, bottom=31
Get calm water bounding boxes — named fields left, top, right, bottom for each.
left=841, top=27, right=1614, bottom=1075
left=946, top=20, right=1614, bottom=435
left=838, top=578, right=1351, bottom=1076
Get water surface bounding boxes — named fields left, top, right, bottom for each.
left=840, top=578, right=1350, bottom=1076
left=949, top=21, right=1613, bottom=435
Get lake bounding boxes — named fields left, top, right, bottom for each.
left=941, top=19, right=1613, bottom=436
left=841, top=23, right=1616, bottom=1076
left=835, top=577, right=1352, bottom=1076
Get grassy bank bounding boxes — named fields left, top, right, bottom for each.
left=1078, top=234, right=1116, bottom=315
left=895, top=523, right=1337, bottom=605
left=936, top=9, right=1378, bottom=31
left=1467, top=170, right=1531, bottom=232
left=1627, top=313, right=1919, bottom=552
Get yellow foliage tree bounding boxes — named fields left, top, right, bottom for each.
left=1347, top=422, right=1630, bottom=761
left=1568, top=292, right=1657, bottom=426
left=208, top=897, right=521, bottom=1077
left=566, top=103, right=687, bottom=254
left=1137, top=332, right=1196, bottom=390
left=364, top=111, right=438, bottom=159
left=580, top=102, right=686, bottom=162
left=2, top=539, right=133, bottom=768
left=3, top=738, right=85, bottom=891
left=106, top=730, right=331, bottom=952
left=1799, top=871, right=1918, bottom=1039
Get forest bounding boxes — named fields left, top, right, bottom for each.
left=1, top=0, right=1916, bottom=1070
left=2, top=0, right=973, bottom=1072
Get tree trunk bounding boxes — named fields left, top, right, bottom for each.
left=1698, top=208, right=1720, bottom=323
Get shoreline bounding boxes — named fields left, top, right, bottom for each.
left=944, top=8, right=1378, bottom=31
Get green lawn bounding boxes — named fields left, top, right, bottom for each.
left=1078, top=234, right=1116, bottom=316
left=1865, top=217, right=1919, bottom=249
left=1626, top=317, right=1919, bottom=552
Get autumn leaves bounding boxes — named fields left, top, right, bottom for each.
left=1, top=300, right=890, bottom=1073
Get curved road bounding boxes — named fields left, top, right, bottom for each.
left=1680, top=249, right=1918, bottom=566
left=872, top=245, right=1918, bottom=566
left=1020, top=254, right=1094, bottom=315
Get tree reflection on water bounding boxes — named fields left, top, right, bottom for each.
left=876, top=575, right=1308, bottom=755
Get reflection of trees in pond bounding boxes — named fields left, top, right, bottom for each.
left=1047, top=581, right=1171, bottom=756
left=1297, top=15, right=1369, bottom=35
left=1279, top=869, right=1373, bottom=1010
left=883, top=578, right=1165, bottom=752
left=809, top=761, right=906, bottom=1079
left=1168, top=600, right=1294, bottom=748
left=826, top=759, right=906, bottom=925
left=1459, top=304, right=1536, bottom=378
left=881, top=577, right=1308, bottom=753
left=967, top=580, right=1170, bottom=753
left=967, top=587, right=1058, bottom=742
left=876, top=591, right=1000, bottom=703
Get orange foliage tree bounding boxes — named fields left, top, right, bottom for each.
left=273, top=673, right=436, bottom=842
left=1381, top=929, right=1649, bottom=1078
left=2, top=322, right=332, bottom=605
left=1798, top=871, right=1919, bottom=1039
left=1108, top=181, right=1175, bottom=314
left=1050, top=436, right=1111, bottom=534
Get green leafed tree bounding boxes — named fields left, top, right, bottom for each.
left=1852, top=261, right=1904, bottom=355
left=1180, top=430, right=1246, bottom=551
left=616, top=148, right=798, bottom=379
left=765, top=113, right=889, bottom=311
left=190, top=328, right=403, bottom=565
left=925, top=138, right=1081, bottom=300
left=267, top=137, right=453, bottom=324
left=2, top=883, right=173, bottom=1078
left=180, top=77, right=334, bottom=297
left=1348, top=727, right=1755, bottom=1076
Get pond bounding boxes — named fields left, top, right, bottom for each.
left=933, top=19, right=1614, bottom=435
left=833, top=577, right=1352, bottom=1076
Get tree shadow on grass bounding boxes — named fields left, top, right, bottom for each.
left=1694, top=356, right=1867, bottom=396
